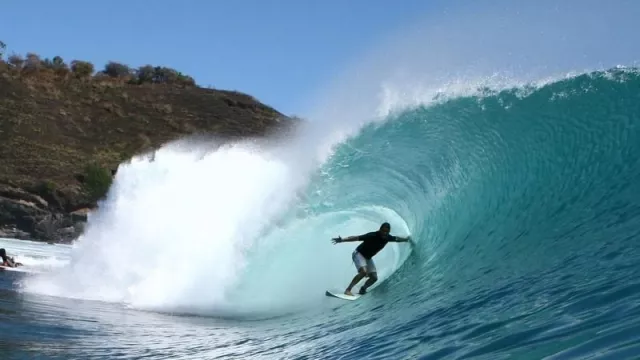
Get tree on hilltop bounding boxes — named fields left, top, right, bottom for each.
left=103, top=61, right=132, bottom=78
left=71, top=60, right=95, bottom=78
left=0, top=40, right=196, bottom=86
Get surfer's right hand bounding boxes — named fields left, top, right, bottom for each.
left=331, top=237, right=342, bottom=244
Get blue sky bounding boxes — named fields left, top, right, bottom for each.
left=1, top=0, right=441, bottom=116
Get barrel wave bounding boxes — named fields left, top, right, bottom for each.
left=303, top=68, right=640, bottom=358
left=20, top=68, right=640, bottom=358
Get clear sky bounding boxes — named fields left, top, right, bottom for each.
left=0, top=0, right=441, bottom=116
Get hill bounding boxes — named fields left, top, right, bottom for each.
left=0, top=42, right=294, bottom=243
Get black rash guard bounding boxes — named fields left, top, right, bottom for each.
left=355, top=231, right=397, bottom=259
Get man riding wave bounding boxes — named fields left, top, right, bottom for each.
left=332, top=222, right=411, bottom=296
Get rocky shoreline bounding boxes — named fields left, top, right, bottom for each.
left=0, top=185, right=90, bottom=243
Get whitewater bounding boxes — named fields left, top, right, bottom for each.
left=2, top=1, right=640, bottom=359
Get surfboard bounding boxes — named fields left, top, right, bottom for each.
left=0, top=265, right=36, bottom=274
left=325, top=290, right=362, bottom=301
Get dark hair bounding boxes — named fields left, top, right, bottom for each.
left=0, top=248, right=5, bottom=257
left=380, top=222, right=390, bottom=230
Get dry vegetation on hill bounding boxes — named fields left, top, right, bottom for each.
left=0, top=40, right=293, bottom=242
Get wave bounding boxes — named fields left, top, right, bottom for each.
left=20, top=68, right=640, bottom=322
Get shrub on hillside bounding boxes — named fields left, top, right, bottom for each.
left=23, top=53, right=42, bottom=73
left=7, top=54, right=24, bottom=68
left=0, top=40, right=196, bottom=86
left=42, top=56, right=68, bottom=70
left=50, top=56, right=70, bottom=76
left=136, top=65, right=155, bottom=83
left=103, top=61, right=131, bottom=78
left=71, top=60, right=94, bottom=78
left=153, top=66, right=179, bottom=83
left=177, top=72, right=196, bottom=86
left=83, top=163, right=112, bottom=201
left=130, top=65, right=195, bottom=86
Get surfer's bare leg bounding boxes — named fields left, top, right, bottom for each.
left=360, top=272, right=378, bottom=294
left=345, top=268, right=367, bottom=295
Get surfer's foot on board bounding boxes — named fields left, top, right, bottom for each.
left=359, top=287, right=367, bottom=295
left=344, top=289, right=354, bottom=296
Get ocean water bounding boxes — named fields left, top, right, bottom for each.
left=2, top=67, right=640, bottom=359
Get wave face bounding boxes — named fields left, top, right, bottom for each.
left=21, top=68, right=640, bottom=357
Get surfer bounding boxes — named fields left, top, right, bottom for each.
left=0, top=248, right=22, bottom=268
left=332, top=222, right=411, bottom=296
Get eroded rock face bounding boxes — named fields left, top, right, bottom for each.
left=0, top=227, right=31, bottom=240
left=0, top=187, right=86, bottom=243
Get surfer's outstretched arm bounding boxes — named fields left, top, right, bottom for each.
left=391, top=235, right=412, bottom=242
left=331, top=236, right=361, bottom=244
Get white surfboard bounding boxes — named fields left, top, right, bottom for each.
left=325, top=290, right=362, bottom=301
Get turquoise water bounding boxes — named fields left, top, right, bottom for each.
left=2, top=68, right=640, bottom=359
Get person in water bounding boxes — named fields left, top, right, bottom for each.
left=332, top=222, right=411, bottom=296
left=0, top=248, right=22, bottom=268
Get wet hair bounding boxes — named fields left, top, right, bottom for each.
left=379, top=222, right=391, bottom=230
left=0, top=248, right=5, bottom=258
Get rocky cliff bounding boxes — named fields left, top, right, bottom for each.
left=0, top=47, right=293, bottom=243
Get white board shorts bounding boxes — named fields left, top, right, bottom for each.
left=352, top=250, right=376, bottom=274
